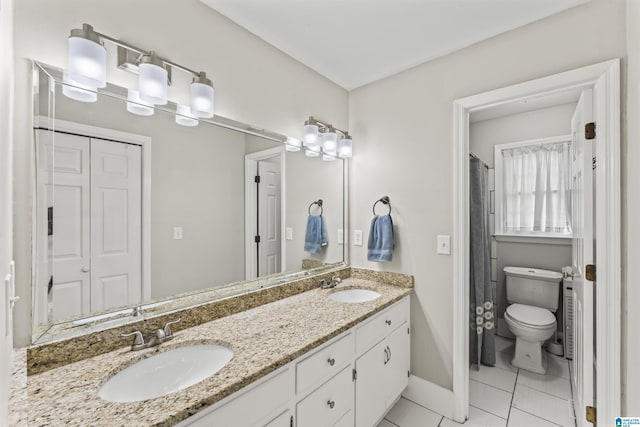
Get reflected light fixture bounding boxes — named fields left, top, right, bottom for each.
left=62, top=70, right=97, bottom=103
left=65, top=23, right=215, bottom=119
left=126, top=89, right=154, bottom=116
left=301, top=116, right=353, bottom=159
left=305, top=144, right=321, bottom=157
left=175, top=104, right=199, bottom=127
left=286, top=137, right=301, bottom=152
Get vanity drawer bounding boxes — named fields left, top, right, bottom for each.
left=296, top=365, right=353, bottom=427
left=296, top=332, right=354, bottom=394
left=356, top=297, right=409, bottom=354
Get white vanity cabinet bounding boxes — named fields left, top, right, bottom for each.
left=178, top=296, right=410, bottom=427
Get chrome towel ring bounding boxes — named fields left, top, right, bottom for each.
left=373, top=196, right=391, bottom=215
left=308, top=199, right=323, bottom=215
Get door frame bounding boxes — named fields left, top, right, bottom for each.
left=244, top=146, right=286, bottom=280
left=32, top=117, right=152, bottom=319
left=451, top=59, right=620, bottom=423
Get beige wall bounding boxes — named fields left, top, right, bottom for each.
left=13, top=0, right=348, bottom=346
left=0, top=0, right=14, bottom=421
left=624, top=0, right=640, bottom=415
left=348, top=0, right=626, bottom=390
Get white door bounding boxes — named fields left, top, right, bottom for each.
left=571, top=89, right=595, bottom=426
left=90, top=139, right=142, bottom=311
left=355, top=340, right=387, bottom=427
left=36, top=130, right=91, bottom=321
left=385, top=324, right=410, bottom=406
left=258, top=159, right=281, bottom=277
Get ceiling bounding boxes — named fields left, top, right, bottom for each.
left=200, top=0, right=589, bottom=90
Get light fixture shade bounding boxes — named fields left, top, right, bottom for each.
left=67, top=25, right=107, bottom=88
left=190, top=72, right=215, bottom=118
left=285, top=137, right=301, bottom=152
left=323, top=131, right=337, bottom=155
left=305, top=144, right=320, bottom=157
left=127, top=89, right=154, bottom=116
left=339, top=137, right=353, bottom=158
left=138, top=54, right=168, bottom=105
left=175, top=104, right=199, bottom=127
left=62, top=71, right=97, bottom=103
left=303, top=124, right=319, bottom=147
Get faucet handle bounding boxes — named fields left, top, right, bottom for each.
left=163, top=319, right=182, bottom=337
left=122, top=331, right=145, bottom=350
left=331, top=275, right=342, bottom=284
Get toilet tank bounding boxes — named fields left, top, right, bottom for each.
left=504, top=266, right=563, bottom=312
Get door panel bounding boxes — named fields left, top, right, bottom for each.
left=258, top=159, right=281, bottom=276
left=385, top=323, right=410, bottom=406
left=355, top=340, right=387, bottom=427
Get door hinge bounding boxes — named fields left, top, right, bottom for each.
left=407, top=327, right=410, bottom=335
left=254, top=235, right=261, bottom=243
left=290, top=415, right=294, bottom=427
left=47, top=206, right=53, bottom=236
left=586, top=264, right=596, bottom=282
left=408, top=370, right=410, bottom=378
left=592, top=157, right=597, bottom=170
left=254, top=175, right=261, bottom=183
left=352, top=368, right=357, bottom=381
left=585, top=122, right=596, bottom=140
left=586, top=405, right=596, bottom=424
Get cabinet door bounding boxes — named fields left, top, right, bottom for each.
left=264, top=410, right=291, bottom=427
left=385, top=323, right=410, bottom=406
left=355, top=339, right=387, bottom=427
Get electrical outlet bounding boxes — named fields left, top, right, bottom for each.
left=338, top=229, right=344, bottom=245
left=174, top=227, right=183, bottom=240
left=286, top=227, right=293, bottom=240
left=354, top=230, right=363, bottom=246
left=437, top=235, right=450, bottom=255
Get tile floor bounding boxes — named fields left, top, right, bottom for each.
left=379, top=336, right=576, bottom=427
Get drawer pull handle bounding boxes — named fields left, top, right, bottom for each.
left=327, top=400, right=335, bottom=409
left=327, top=358, right=335, bottom=366
left=385, top=320, right=392, bottom=326
left=384, top=347, right=389, bottom=365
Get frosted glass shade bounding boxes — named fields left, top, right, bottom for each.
left=139, top=62, right=168, bottom=105
left=305, top=145, right=320, bottom=157
left=285, top=137, right=301, bottom=152
left=127, top=89, right=154, bottom=116
left=303, top=124, right=319, bottom=147
left=175, top=104, right=199, bottom=127
left=322, top=132, right=337, bottom=155
left=190, top=82, right=215, bottom=118
left=67, top=36, right=107, bottom=88
left=339, top=137, right=353, bottom=158
left=62, top=71, right=97, bottom=103
left=322, top=153, right=336, bottom=161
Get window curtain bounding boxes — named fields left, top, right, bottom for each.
left=502, top=142, right=571, bottom=234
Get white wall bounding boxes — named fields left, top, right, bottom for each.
left=624, top=0, right=640, bottom=415
left=0, top=0, right=14, bottom=421
left=349, top=0, right=626, bottom=390
left=12, top=0, right=348, bottom=346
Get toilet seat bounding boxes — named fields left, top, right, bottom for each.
left=505, top=303, right=556, bottom=328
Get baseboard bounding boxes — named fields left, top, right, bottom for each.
left=402, top=375, right=453, bottom=420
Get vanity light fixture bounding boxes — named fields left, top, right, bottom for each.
left=302, top=116, right=353, bottom=159
left=175, top=104, right=199, bottom=126
left=126, top=89, right=154, bottom=116
left=62, top=71, right=97, bottom=103
left=65, top=23, right=214, bottom=117
left=305, top=144, right=321, bottom=157
left=285, top=136, right=302, bottom=152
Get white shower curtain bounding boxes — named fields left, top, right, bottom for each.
left=501, top=142, right=571, bottom=234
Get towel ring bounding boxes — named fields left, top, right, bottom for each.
left=373, top=196, right=391, bottom=215
left=308, top=199, right=323, bottom=215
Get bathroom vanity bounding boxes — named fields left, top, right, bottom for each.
left=18, top=272, right=413, bottom=426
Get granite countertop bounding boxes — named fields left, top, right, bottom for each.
left=22, top=278, right=412, bottom=426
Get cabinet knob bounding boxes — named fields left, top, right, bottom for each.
left=385, top=320, right=392, bottom=326
left=81, top=267, right=90, bottom=273
left=327, top=400, right=335, bottom=409
left=327, top=358, right=335, bottom=366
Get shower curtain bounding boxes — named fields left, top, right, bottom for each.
left=469, top=157, right=496, bottom=367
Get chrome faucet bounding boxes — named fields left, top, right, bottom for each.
left=122, top=319, right=181, bottom=351
left=320, top=275, right=342, bottom=289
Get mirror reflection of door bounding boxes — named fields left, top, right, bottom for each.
left=35, top=130, right=142, bottom=323
left=257, top=159, right=281, bottom=277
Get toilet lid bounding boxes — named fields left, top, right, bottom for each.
left=506, top=304, right=556, bottom=327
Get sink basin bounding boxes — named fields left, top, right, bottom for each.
left=328, top=289, right=381, bottom=303
left=98, top=344, right=233, bottom=402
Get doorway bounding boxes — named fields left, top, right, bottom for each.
left=452, top=60, right=620, bottom=425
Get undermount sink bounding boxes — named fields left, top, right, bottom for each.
left=98, top=344, right=233, bottom=403
left=328, top=289, right=381, bottom=303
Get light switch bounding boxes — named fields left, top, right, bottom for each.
left=286, top=227, right=293, bottom=240
left=173, top=227, right=183, bottom=240
left=338, top=229, right=344, bottom=245
left=437, top=235, right=450, bottom=255
left=354, top=230, right=363, bottom=246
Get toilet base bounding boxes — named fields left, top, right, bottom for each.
left=511, top=337, right=548, bottom=374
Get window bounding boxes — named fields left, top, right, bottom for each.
left=494, top=135, right=572, bottom=237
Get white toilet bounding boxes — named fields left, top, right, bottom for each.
left=503, top=266, right=563, bottom=374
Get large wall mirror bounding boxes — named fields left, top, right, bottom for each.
left=32, top=62, right=346, bottom=343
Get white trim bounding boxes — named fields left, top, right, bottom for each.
left=494, top=234, right=572, bottom=246
left=31, top=117, right=153, bottom=308
left=244, top=147, right=286, bottom=280
left=403, top=375, right=454, bottom=420
left=452, top=59, right=620, bottom=424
